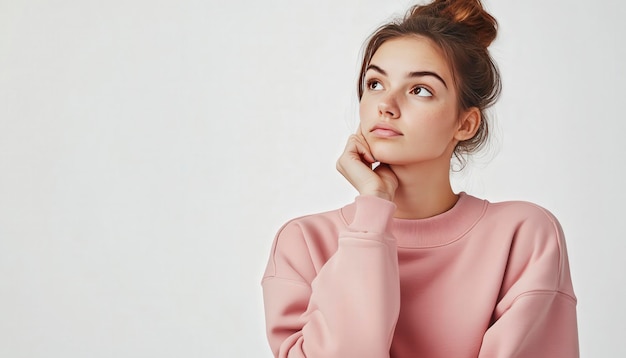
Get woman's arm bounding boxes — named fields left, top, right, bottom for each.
left=478, top=291, right=578, bottom=357
left=263, top=128, right=402, bottom=357
left=262, top=195, right=401, bottom=358
left=478, top=205, right=579, bottom=357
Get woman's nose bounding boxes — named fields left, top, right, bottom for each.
left=377, top=94, right=400, bottom=119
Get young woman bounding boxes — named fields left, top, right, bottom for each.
left=262, top=1, right=579, bottom=357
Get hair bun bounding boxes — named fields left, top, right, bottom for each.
left=411, top=0, right=498, bottom=48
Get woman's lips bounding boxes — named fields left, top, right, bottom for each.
left=370, top=125, right=402, bottom=138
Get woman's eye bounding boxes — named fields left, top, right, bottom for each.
left=367, top=80, right=383, bottom=91
left=411, top=86, right=433, bottom=97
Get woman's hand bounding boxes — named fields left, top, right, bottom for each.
left=336, top=127, right=398, bottom=202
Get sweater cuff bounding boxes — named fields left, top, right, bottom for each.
left=347, top=195, right=396, bottom=234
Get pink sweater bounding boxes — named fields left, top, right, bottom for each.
left=262, top=193, right=579, bottom=357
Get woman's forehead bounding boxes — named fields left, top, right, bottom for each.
left=369, top=37, right=451, bottom=77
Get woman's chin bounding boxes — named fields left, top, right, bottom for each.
left=368, top=141, right=410, bottom=163
left=371, top=150, right=404, bottom=165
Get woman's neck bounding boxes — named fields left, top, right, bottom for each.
left=390, top=161, right=458, bottom=219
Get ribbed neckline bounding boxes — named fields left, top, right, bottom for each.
left=340, top=192, right=488, bottom=248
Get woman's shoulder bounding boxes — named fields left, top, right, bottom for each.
left=472, top=194, right=567, bottom=255
left=471, top=195, right=575, bottom=298
left=478, top=195, right=562, bottom=228
left=270, top=202, right=354, bottom=255
left=276, top=203, right=353, bottom=235
left=265, top=203, right=354, bottom=282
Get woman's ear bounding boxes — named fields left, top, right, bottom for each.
left=454, top=107, right=481, bottom=141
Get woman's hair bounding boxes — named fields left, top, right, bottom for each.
left=357, top=0, right=501, bottom=162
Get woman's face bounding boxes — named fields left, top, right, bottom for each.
left=359, top=36, right=467, bottom=167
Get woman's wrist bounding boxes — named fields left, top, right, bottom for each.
left=360, top=190, right=394, bottom=202
left=349, top=195, right=397, bottom=234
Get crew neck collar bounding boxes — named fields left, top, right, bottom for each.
left=341, top=192, right=488, bottom=248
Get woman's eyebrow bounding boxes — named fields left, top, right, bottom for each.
left=366, top=64, right=448, bottom=89
left=408, top=71, right=447, bottom=89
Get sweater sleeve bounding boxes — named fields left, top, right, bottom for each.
left=262, top=196, right=401, bottom=358
left=478, top=204, right=579, bottom=357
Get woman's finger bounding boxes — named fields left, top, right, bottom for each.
left=356, top=124, right=376, bottom=162
left=345, top=135, right=376, bottom=164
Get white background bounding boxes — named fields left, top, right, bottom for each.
left=1, top=0, right=624, bottom=356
